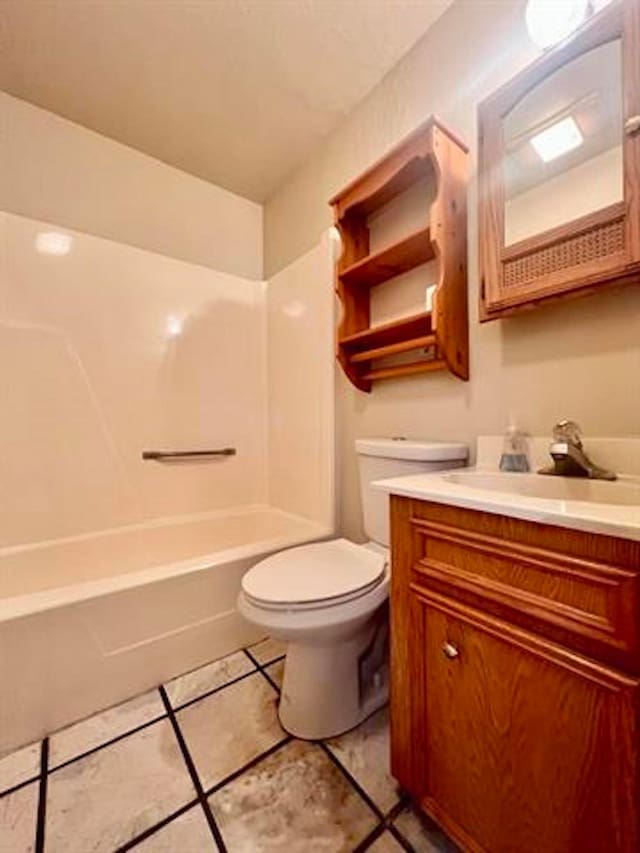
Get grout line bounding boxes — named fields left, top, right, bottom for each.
left=170, top=667, right=259, bottom=714
left=30, top=650, right=274, bottom=782
left=242, top=647, right=260, bottom=668
left=258, top=667, right=281, bottom=694
left=115, top=797, right=200, bottom=852
left=242, top=647, right=284, bottom=694
left=159, top=685, right=227, bottom=853
left=318, top=742, right=384, bottom=821
left=355, top=797, right=414, bottom=852
left=387, top=821, right=415, bottom=852
left=47, top=713, right=168, bottom=775
left=243, top=647, right=286, bottom=670
left=384, top=796, right=410, bottom=824
left=251, top=660, right=282, bottom=694
left=42, top=652, right=262, bottom=780
left=34, top=739, right=49, bottom=853
left=203, top=735, right=292, bottom=799
left=353, top=821, right=387, bottom=852
left=0, top=772, right=41, bottom=801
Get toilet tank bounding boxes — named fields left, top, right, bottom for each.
left=356, top=438, right=468, bottom=547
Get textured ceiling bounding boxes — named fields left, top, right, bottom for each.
left=1, top=0, right=453, bottom=201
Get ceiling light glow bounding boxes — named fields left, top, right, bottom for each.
left=525, top=0, right=588, bottom=49
left=166, top=315, right=184, bottom=338
left=35, top=231, right=73, bottom=256
left=530, top=116, right=584, bottom=163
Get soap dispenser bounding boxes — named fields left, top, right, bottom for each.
left=499, top=425, right=530, bottom=472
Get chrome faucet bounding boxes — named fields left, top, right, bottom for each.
left=539, top=420, right=616, bottom=480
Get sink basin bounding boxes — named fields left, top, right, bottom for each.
left=374, top=436, right=640, bottom=540
left=440, top=471, right=640, bottom=507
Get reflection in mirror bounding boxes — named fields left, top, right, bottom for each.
left=503, top=39, right=623, bottom=246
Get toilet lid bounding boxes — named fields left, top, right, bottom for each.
left=241, top=538, right=386, bottom=607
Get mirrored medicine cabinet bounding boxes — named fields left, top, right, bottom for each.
left=478, top=0, right=640, bottom=320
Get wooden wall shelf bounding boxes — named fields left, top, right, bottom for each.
left=340, top=226, right=435, bottom=289
left=330, top=116, right=469, bottom=392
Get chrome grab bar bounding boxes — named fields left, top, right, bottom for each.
left=142, top=448, right=236, bottom=461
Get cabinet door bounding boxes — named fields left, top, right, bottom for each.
left=420, top=596, right=639, bottom=853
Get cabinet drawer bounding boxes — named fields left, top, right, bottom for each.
left=408, top=501, right=640, bottom=672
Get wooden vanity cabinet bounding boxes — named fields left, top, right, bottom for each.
left=390, top=495, right=640, bottom=853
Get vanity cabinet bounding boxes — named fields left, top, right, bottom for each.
left=390, top=496, right=640, bottom=853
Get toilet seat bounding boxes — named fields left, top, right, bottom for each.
left=241, top=538, right=387, bottom=612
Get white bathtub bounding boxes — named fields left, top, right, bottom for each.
left=0, top=506, right=329, bottom=755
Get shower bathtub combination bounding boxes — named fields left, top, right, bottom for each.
left=0, top=213, right=335, bottom=757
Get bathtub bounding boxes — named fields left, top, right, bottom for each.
left=0, top=506, right=329, bottom=756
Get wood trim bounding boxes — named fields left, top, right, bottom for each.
left=407, top=500, right=640, bottom=672
left=389, top=495, right=427, bottom=799
left=410, top=517, right=634, bottom=584
left=481, top=259, right=640, bottom=319
left=361, top=358, right=446, bottom=382
left=430, top=125, right=469, bottom=380
left=339, top=226, right=434, bottom=288
left=339, top=310, right=432, bottom=349
left=349, top=334, right=436, bottom=363
left=624, top=0, right=640, bottom=261
left=414, top=584, right=639, bottom=691
left=335, top=211, right=371, bottom=392
left=329, top=115, right=468, bottom=207
left=500, top=202, right=627, bottom=263
left=412, top=567, right=616, bottom=642
left=420, top=796, right=489, bottom=853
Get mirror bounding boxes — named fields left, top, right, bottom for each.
left=503, top=38, right=623, bottom=246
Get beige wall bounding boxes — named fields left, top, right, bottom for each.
left=263, top=0, right=640, bottom=541
left=1, top=93, right=263, bottom=280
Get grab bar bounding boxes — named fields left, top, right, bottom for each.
left=142, top=448, right=236, bottom=461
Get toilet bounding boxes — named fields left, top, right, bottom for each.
left=238, top=437, right=467, bottom=739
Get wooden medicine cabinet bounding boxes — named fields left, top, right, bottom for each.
left=478, top=0, right=640, bottom=320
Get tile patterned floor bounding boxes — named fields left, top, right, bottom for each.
left=0, top=638, right=457, bottom=853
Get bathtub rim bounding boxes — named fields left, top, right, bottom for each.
left=0, top=506, right=331, bottom=623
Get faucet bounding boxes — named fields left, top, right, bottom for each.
left=539, top=420, right=616, bottom=480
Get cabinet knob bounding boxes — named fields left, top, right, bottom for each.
left=442, top=641, right=460, bottom=660
left=625, top=115, right=640, bottom=136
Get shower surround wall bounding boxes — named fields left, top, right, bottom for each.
left=0, top=95, right=334, bottom=753
left=1, top=211, right=269, bottom=547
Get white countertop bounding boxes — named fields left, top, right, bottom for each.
left=374, top=436, right=640, bottom=542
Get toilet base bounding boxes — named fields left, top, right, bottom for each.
left=277, top=612, right=389, bottom=740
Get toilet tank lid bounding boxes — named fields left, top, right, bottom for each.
left=355, top=438, right=468, bottom=462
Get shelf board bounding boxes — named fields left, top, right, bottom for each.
left=362, top=359, right=446, bottom=382
left=350, top=334, right=436, bottom=364
left=340, top=226, right=434, bottom=289
left=339, top=311, right=433, bottom=354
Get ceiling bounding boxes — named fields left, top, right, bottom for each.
left=1, top=0, right=452, bottom=202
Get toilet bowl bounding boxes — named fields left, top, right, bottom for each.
left=238, top=437, right=468, bottom=739
left=239, top=538, right=389, bottom=739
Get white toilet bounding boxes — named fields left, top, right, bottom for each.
left=238, top=437, right=467, bottom=739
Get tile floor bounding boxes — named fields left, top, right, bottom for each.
left=0, top=637, right=457, bottom=853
